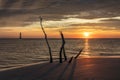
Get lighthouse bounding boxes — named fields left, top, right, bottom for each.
left=19, top=32, right=22, bottom=39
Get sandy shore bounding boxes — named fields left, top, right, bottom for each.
left=0, top=57, right=120, bottom=80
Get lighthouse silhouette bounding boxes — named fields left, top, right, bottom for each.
left=19, top=32, right=22, bottom=39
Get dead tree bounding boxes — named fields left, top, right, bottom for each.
left=75, top=48, right=83, bottom=59
left=59, top=31, right=67, bottom=63
left=39, top=17, right=53, bottom=63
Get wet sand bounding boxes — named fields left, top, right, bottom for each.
left=0, top=58, right=120, bottom=80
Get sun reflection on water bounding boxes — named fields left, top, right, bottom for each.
left=82, top=39, right=91, bottom=57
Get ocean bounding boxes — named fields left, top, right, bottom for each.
left=0, top=38, right=120, bottom=70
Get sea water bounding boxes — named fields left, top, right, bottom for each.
left=0, top=38, right=120, bottom=70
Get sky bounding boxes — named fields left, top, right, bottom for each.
left=0, top=0, right=120, bottom=38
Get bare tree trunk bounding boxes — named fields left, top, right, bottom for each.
left=39, top=17, right=53, bottom=63
left=63, top=46, right=67, bottom=61
left=59, top=31, right=67, bottom=63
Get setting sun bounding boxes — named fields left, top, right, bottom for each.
left=83, top=32, right=90, bottom=38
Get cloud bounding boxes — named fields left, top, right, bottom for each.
left=101, top=19, right=120, bottom=22
left=71, top=23, right=119, bottom=29
left=0, top=0, right=120, bottom=27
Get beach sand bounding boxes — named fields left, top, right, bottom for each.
left=0, top=57, right=120, bottom=80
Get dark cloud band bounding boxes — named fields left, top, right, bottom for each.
left=0, top=0, right=120, bottom=28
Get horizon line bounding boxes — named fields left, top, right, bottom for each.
left=0, top=37, right=120, bottom=39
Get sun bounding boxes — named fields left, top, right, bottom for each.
left=83, top=32, right=90, bottom=38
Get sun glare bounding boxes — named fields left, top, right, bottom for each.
left=83, top=32, right=90, bottom=38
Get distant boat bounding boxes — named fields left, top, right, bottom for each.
left=19, top=32, right=22, bottom=39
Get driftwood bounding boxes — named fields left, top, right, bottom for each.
left=59, top=31, right=67, bottom=63
left=39, top=17, right=53, bottom=63
left=75, top=48, right=83, bottom=59
left=68, top=56, right=73, bottom=63
left=68, top=48, right=83, bottom=63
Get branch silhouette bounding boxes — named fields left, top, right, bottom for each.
left=39, top=17, right=53, bottom=63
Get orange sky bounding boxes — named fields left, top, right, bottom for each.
left=0, top=17, right=120, bottom=38
left=0, top=27, right=120, bottom=38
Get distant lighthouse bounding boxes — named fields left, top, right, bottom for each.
left=19, top=32, right=22, bottom=39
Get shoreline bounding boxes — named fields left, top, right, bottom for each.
left=0, top=57, right=120, bottom=80
left=0, top=61, right=48, bottom=72
left=79, top=55, right=120, bottom=58
left=0, top=55, right=120, bottom=72
left=1, top=56, right=120, bottom=72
